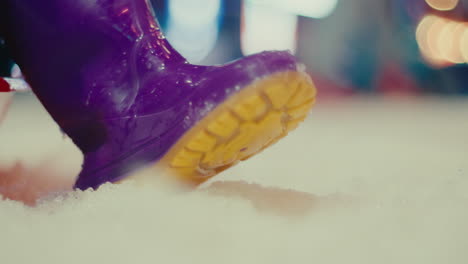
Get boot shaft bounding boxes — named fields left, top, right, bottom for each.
left=1, top=0, right=189, bottom=151
left=1, top=0, right=182, bottom=62
left=0, top=0, right=186, bottom=111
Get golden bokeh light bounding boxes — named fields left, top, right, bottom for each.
left=460, top=28, right=468, bottom=62
left=441, top=23, right=466, bottom=63
left=425, top=0, right=459, bottom=11
left=416, top=14, right=468, bottom=67
left=427, top=17, right=447, bottom=59
left=416, top=15, right=435, bottom=55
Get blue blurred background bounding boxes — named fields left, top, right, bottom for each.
left=1, top=0, right=468, bottom=96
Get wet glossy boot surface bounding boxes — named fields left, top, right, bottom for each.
left=0, top=0, right=316, bottom=189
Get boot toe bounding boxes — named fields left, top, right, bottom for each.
left=155, top=52, right=316, bottom=185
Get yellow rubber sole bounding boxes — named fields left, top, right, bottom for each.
left=159, top=71, right=316, bottom=185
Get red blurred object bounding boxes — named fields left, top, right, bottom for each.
left=376, top=63, right=421, bottom=96
left=0, top=161, right=74, bottom=206
left=308, top=71, right=355, bottom=100
left=0, top=78, right=11, bottom=92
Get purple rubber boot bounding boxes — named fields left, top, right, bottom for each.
left=0, top=0, right=316, bottom=190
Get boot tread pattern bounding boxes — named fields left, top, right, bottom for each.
left=164, top=71, right=316, bottom=185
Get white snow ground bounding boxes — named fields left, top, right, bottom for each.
left=0, top=94, right=467, bottom=264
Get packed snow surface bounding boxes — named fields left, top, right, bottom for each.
left=1, top=95, right=467, bottom=264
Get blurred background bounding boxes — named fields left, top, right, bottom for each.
left=153, top=0, right=468, bottom=96
left=1, top=0, right=468, bottom=96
